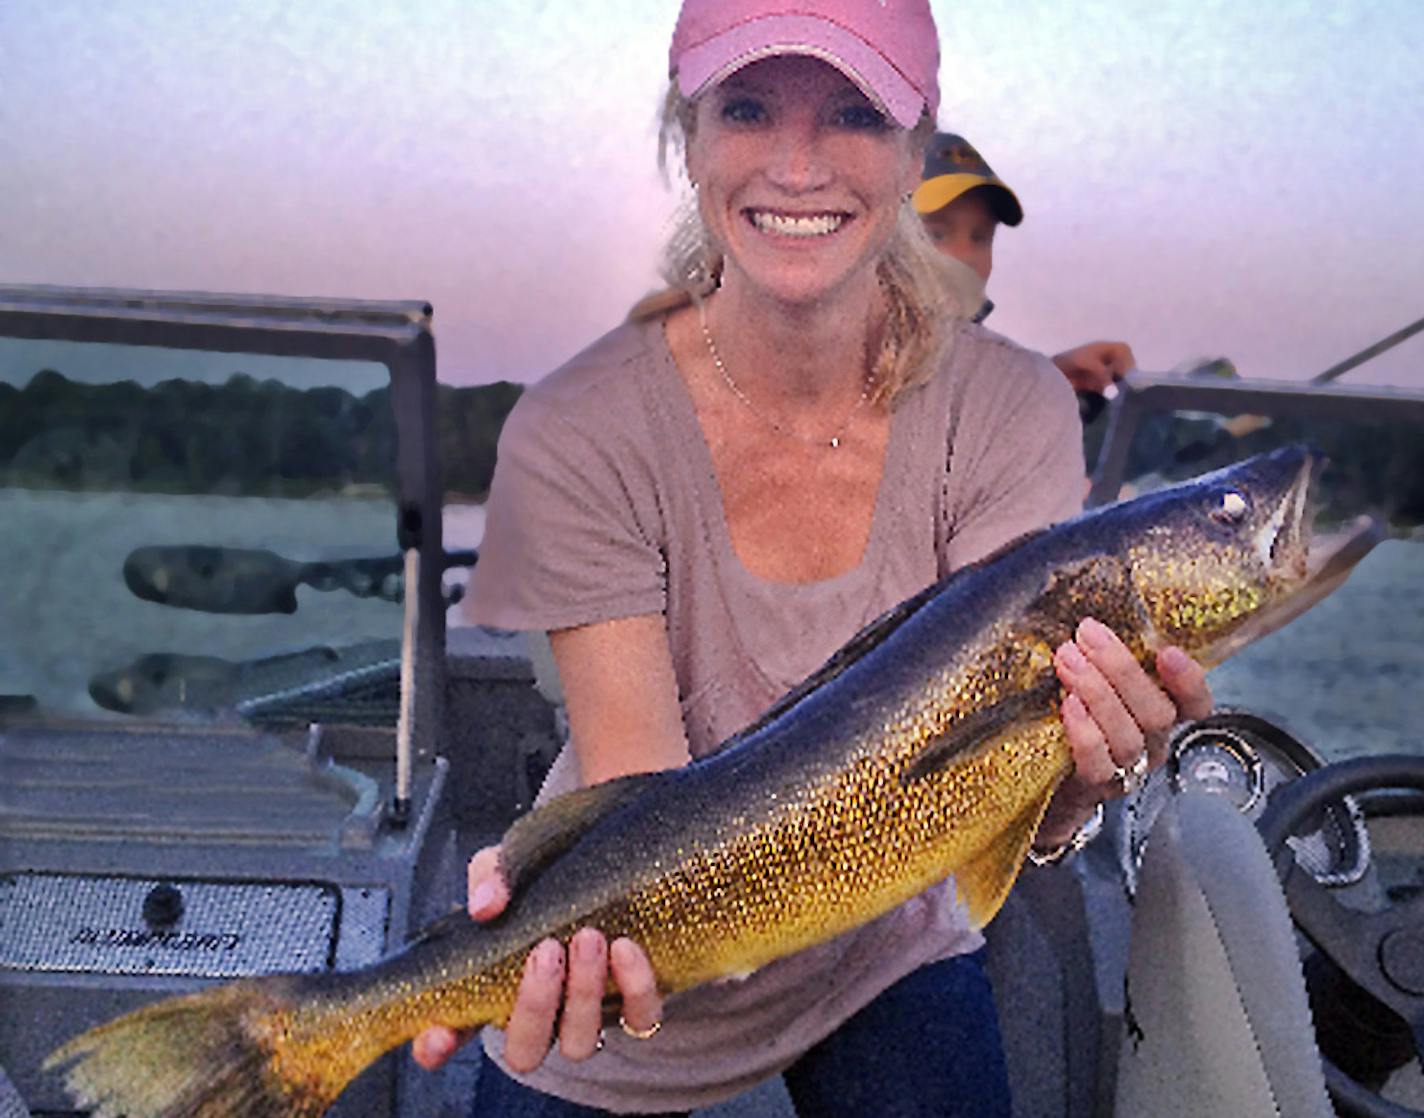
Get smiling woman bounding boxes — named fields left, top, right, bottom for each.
left=403, top=2, right=1216, bottom=1116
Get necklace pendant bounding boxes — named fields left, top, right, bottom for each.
left=829, top=436, right=841, bottom=449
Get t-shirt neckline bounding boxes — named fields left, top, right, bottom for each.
left=648, top=314, right=909, bottom=597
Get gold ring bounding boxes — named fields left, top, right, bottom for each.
left=619, top=1015, right=661, bottom=1040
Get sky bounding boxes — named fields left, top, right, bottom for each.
left=1, top=0, right=1422, bottom=389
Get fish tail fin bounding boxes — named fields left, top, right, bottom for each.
left=44, top=976, right=337, bottom=1118
left=956, top=785, right=1058, bottom=929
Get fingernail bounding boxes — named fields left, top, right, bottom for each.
left=1077, top=617, right=1110, bottom=649
left=470, top=880, right=497, bottom=915
left=1058, top=642, right=1087, bottom=672
left=573, top=931, right=604, bottom=962
left=535, top=940, right=563, bottom=977
left=609, top=938, right=637, bottom=969
left=1160, top=647, right=1189, bottom=674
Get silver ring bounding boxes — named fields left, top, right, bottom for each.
left=1111, top=751, right=1150, bottom=796
left=619, top=1015, right=662, bottom=1040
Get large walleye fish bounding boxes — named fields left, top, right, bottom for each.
left=46, top=446, right=1377, bottom=1118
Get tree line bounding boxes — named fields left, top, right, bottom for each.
left=2, top=368, right=1419, bottom=528
left=0, top=370, right=522, bottom=500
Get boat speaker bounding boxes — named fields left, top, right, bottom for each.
left=0, top=721, right=455, bottom=1117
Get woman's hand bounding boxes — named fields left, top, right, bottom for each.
left=410, top=846, right=663, bottom=1074
left=1037, top=616, right=1213, bottom=848
left=1051, top=341, right=1136, bottom=395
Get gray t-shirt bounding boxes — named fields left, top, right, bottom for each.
left=465, top=313, right=1083, bottom=1112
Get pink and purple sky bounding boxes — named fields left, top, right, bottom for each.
left=2, top=0, right=1421, bottom=388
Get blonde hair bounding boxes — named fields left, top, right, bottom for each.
left=629, top=84, right=981, bottom=405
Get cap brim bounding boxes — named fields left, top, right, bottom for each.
left=912, top=174, right=1024, bottom=225
left=676, top=14, right=925, bottom=128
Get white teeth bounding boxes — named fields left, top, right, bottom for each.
left=749, top=211, right=844, bottom=237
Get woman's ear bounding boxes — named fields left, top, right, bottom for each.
left=901, top=141, right=926, bottom=200
left=902, top=119, right=932, bottom=198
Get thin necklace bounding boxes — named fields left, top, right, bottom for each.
left=697, top=301, right=871, bottom=450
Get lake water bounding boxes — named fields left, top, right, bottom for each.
left=1, top=490, right=1418, bottom=761
left=0, top=489, right=407, bottom=717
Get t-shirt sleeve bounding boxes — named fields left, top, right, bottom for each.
left=463, top=387, right=666, bottom=632
left=938, top=344, right=1085, bottom=574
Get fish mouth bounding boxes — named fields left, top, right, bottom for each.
left=1219, top=510, right=1383, bottom=660
left=1199, top=449, right=1381, bottom=664
left=1253, top=448, right=1314, bottom=582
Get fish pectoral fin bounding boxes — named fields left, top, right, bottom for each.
left=955, top=785, right=1058, bottom=929
left=902, top=674, right=1060, bottom=785
left=405, top=904, right=482, bottom=949
left=1022, top=553, right=1132, bottom=642
left=500, top=771, right=670, bottom=896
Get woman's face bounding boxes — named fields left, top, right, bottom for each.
left=686, top=56, right=921, bottom=310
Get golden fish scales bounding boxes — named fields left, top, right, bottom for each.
left=271, top=631, right=1075, bottom=1084
left=47, top=446, right=1353, bottom=1118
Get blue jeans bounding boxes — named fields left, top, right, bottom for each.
left=471, top=950, right=1012, bottom=1118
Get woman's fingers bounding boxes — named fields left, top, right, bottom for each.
left=1059, top=693, right=1117, bottom=786
left=412, top=847, right=510, bottom=1073
left=502, top=940, right=568, bottom=1073
left=467, top=845, right=509, bottom=920
left=1056, top=618, right=1206, bottom=794
left=449, top=854, right=664, bottom=1075
left=411, top=1025, right=476, bottom=1071
left=1158, top=644, right=1213, bottom=722
left=558, top=929, right=610, bottom=1060
left=502, top=931, right=658, bottom=1072
left=610, top=937, right=663, bottom=1037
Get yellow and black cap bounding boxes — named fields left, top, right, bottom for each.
left=911, top=132, right=1024, bottom=226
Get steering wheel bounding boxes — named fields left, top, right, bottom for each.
left=1258, top=755, right=1424, bottom=1118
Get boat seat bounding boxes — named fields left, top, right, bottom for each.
left=1113, top=791, right=1333, bottom=1118
left=0, top=1065, right=31, bottom=1118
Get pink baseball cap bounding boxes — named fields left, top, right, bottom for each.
left=669, top=0, right=940, bottom=129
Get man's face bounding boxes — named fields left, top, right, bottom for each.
left=921, top=189, right=998, bottom=283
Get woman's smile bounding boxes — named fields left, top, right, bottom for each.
left=745, top=208, right=850, bottom=238
left=687, top=56, right=919, bottom=308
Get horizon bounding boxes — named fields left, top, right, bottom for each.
left=2, top=1, right=1421, bottom=389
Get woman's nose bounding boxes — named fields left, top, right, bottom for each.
left=764, top=120, right=833, bottom=193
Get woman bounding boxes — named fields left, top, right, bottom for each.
left=418, top=2, right=1211, bottom=1114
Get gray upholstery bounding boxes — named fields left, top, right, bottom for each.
left=1114, top=792, right=1333, bottom=1118
left=0, top=1066, right=30, bottom=1118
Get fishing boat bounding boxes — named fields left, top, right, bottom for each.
left=1, top=285, right=1421, bottom=1117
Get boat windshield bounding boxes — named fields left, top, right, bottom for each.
left=0, top=336, right=406, bottom=726
left=1087, top=379, right=1424, bottom=762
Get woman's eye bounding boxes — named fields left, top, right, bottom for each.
left=834, top=104, right=888, bottom=130
left=720, top=97, right=766, bottom=124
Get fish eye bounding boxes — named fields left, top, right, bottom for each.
left=1210, top=489, right=1250, bottom=525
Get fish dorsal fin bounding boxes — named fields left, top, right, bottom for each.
left=955, top=779, right=1060, bottom=928
left=721, top=578, right=946, bottom=751
left=499, top=771, right=669, bottom=895
left=901, top=554, right=1129, bottom=785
